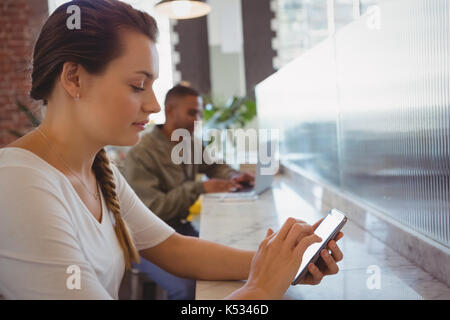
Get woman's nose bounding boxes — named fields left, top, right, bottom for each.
left=144, top=92, right=161, bottom=114
left=151, top=101, right=162, bottom=114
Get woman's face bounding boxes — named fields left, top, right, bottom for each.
left=78, top=29, right=161, bottom=146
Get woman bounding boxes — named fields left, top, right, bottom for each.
left=0, top=0, right=343, bottom=299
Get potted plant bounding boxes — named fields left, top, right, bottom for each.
left=201, top=95, right=257, bottom=164
left=202, top=95, right=257, bottom=131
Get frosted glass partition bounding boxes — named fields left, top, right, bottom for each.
left=256, top=0, right=450, bottom=248
left=257, top=39, right=341, bottom=185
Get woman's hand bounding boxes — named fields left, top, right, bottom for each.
left=243, top=218, right=322, bottom=299
left=297, top=218, right=344, bottom=285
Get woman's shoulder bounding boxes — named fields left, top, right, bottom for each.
left=2, top=131, right=44, bottom=162
left=0, top=147, right=73, bottom=223
left=0, top=144, right=63, bottom=188
left=3, top=131, right=53, bottom=166
left=4, top=129, right=40, bottom=150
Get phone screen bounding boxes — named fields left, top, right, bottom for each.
left=292, top=209, right=346, bottom=284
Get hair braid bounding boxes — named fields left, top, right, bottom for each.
left=92, top=148, right=140, bottom=270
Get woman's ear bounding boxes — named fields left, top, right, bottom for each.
left=59, top=61, right=82, bottom=100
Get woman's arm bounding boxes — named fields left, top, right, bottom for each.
left=139, top=232, right=255, bottom=281
left=139, top=218, right=344, bottom=300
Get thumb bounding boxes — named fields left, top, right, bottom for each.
left=294, top=234, right=322, bottom=257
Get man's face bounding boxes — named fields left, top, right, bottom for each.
left=171, top=95, right=203, bottom=133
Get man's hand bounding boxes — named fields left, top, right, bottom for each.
left=203, top=178, right=241, bottom=193
left=231, top=171, right=255, bottom=187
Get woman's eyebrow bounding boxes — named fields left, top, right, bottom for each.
left=135, top=70, right=153, bottom=79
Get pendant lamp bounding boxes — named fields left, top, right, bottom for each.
left=154, top=0, right=211, bottom=20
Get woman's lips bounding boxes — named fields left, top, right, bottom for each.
left=133, top=121, right=148, bottom=130
left=132, top=121, right=148, bottom=125
left=132, top=123, right=146, bottom=130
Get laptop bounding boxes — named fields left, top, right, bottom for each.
left=204, top=140, right=277, bottom=200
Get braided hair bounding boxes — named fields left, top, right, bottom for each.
left=93, top=149, right=140, bottom=269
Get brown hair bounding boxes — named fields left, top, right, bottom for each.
left=30, top=0, right=159, bottom=270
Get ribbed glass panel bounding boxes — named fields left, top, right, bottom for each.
left=274, top=0, right=329, bottom=68
left=256, top=0, right=450, bottom=247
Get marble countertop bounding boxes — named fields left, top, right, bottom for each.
left=195, top=176, right=450, bottom=300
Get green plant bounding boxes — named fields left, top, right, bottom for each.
left=8, top=100, right=41, bottom=138
left=202, top=95, right=257, bottom=130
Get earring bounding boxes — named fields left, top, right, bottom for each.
left=75, top=93, right=80, bottom=100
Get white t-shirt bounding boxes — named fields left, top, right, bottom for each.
left=0, top=147, right=175, bottom=299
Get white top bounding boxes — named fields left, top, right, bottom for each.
left=0, top=147, right=175, bottom=299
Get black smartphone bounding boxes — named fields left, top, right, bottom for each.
left=291, top=208, right=347, bottom=285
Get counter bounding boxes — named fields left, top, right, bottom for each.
left=195, top=175, right=450, bottom=299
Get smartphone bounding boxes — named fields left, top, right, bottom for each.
left=291, top=208, right=347, bottom=285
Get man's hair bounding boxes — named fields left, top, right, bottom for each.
left=164, top=84, right=200, bottom=107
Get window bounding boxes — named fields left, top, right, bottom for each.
left=274, top=0, right=365, bottom=69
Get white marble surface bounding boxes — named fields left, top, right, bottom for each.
left=282, top=163, right=450, bottom=288
left=195, top=177, right=450, bottom=300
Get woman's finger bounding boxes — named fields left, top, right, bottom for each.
left=276, top=218, right=298, bottom=241
left=307, top=263, right=324, bottom=284
left=312, top=218, right=324, bottom=230
left=320, top=249, right=339, bottom=275
left=327, top=240, right=343, bottom=262
left=285, top=222, right=314, bottom=250
left=294, top=233, right=322, bottom=258
left=277, top=218, right=306, bottom=242
left=334, top=232, right=344, bottom=242
left=258, top=228, right=277, bottom=251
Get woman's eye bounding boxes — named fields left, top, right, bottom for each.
left=131, top=85, right=145, bottom=92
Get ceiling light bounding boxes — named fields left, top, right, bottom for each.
left=154, top=0, right=211, bottom=20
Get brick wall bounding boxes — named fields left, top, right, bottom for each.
left=0, top=0, right=48, bottom=147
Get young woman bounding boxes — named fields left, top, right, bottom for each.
left=0, top=0, right=343, bottom=299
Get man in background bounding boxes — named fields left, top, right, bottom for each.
left=123, top=84, right=254, bottom=299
